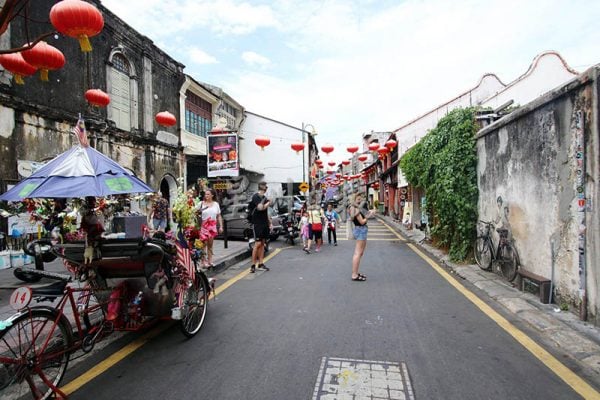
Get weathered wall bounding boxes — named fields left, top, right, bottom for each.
left=477, top=68, right=599, bottom=323
left=0, top=0, right=185, bottom=192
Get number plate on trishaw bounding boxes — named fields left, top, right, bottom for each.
left=10, top=287, right=33, bottom=310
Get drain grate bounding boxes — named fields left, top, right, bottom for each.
left=312, top=356, right=415, bottom=400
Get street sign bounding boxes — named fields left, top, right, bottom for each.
left=299, top=182, right=309, bottom=192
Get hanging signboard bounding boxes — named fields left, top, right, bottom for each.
left=207, top=133, right=239, bottom=178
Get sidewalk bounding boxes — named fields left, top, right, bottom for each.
left=0, top=238, right=250, bottom=319
left=377, top=214, right=600, bottom=383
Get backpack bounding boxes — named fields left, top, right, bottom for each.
left=246, top=199, right=256, bottom=224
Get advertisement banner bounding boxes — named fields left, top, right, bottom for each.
left=207, top=134, right=239, bottom=177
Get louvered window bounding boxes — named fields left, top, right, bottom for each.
left=109, top=54, right=131, bottom=130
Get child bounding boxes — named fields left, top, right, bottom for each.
left=299, top=211, right=310, bottom=251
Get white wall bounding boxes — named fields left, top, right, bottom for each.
left=240, top=112, right=304, bottom=187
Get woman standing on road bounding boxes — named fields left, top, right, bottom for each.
left=195, top=188, right=224, bottom=269
left=305, top=197, right=325, bottom=253
left=348, top=192, right=375, bottom=281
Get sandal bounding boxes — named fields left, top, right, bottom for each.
left=358, top=273, right=367, bottom=279
left=351, top=275, right=367, bottom=281
left=258, top=263, right=270, bottom=271
left=250, top=265, right=256, bottom=273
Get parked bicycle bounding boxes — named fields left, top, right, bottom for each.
left=0, top=236, right=213, bottom=400
left=474, top=220, right=520, bottom=282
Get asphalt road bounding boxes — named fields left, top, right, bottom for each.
left=63, top=220, right=584, bottom=399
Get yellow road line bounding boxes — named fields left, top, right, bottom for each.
left=62, top=248, right=284, bottom=394
left=406, top=243, right=600, bottom=399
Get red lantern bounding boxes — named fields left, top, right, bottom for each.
left=368, top=142, right=379, bottom=151
left=0, top=53, right=37, bottom=85
left=341, top=160, right=350, bottom=166
left=85, top=89, right=110, bottom=107
left=255, top=136, right=271, bottom=150
left=347, top=145, right=359, bottom=154
left=335, top=173, right=342, bottom=178
left=21, top=41, right=65, bottom=81
left=327, top=170, right=335, bottom=175
left=50, top=0, right=105, bottom=52
left=155, top=111, right=177, bottom=127
left=377, top=146, right=389, bottom=156
left=315, top=159, right=323, bottom=165
left=317, top=164, right=324, bottom=169
left=358, top=155, right=368, bottom=162
left=385, top=139, right=397, bottom=150
left=327, top=161, right=336, bottom=167
left=321, top=145, right=334, bottom=154
left=291, top=143, right=305, bottom=154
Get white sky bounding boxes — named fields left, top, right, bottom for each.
left=102, top=0, right=600, bottom=162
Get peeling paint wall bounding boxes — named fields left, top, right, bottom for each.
left=477, top=68, right=600, bottom=323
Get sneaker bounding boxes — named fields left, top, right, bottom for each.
left=334, top=243, right=338, bottom=246
left=258, top=263, right=270, bottom=271
left=250, top=265, right=256, bottom=273
left=303, top=248, right=310, bottom=254
left=315, top=247, right=320, bottom=253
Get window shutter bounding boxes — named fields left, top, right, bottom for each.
left=109, top=68, right=131, bottom=130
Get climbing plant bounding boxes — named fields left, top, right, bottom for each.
left=400, top=107, right=479, bottom=261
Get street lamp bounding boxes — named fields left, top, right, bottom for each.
left=301, top=122, right=317, bottom=189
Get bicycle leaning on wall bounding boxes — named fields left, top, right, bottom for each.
left=474, top=220, right=520, bottom=282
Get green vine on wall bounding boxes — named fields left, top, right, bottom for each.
left=399, top=108, right=479, bottom=261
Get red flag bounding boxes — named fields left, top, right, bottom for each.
left=73, top=116, right=89, bottom=147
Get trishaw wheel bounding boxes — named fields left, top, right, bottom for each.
left=180, top=274, right=209, bottom=338
left=0, top=308, right=72, bottom=400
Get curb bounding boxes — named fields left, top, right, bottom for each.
left=375, top=215, right=600, bottom=383
left=205, top=247, right=251, bottom=276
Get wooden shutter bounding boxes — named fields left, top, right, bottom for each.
left=109, top=68, right=131, bottom=130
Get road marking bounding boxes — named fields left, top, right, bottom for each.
left=61, top=248, right=284, bottom=395
left=407, top=243, right=600, bottom=399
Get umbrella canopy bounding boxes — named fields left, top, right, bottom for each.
left=0, top=146, right=154, bottom=201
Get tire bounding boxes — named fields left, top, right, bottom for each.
left=0, top=308, right=72, bottom=400
left=498, top=244, right=519, bottom=282
left=180, top=274, right=209, bottom=337
left=13, top=267, right=43, bottom=283
left=474, top=237, right=492, bottom=271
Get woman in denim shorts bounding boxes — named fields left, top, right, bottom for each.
left=348, top=193, right=375, bottom=281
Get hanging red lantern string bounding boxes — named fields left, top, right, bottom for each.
left=50, top=0, right=105, bottom=52
left=368, top=142, right=379, bottom=151
left=327, top=161, right=336, bottom=167
left=385, top=139, right=397, bottom=150
left=377, top=146, right=390, bottom=156
left=0, top=53, right=37, bottom=85
left=155, top=111, right=177, bottom=127
left=85, top=89, right=110, bottom=107
left=291, top=143, right=305, bottom=154
left=335, top=173, right=342, bottom=178
left=358, top=155, right=368, bottom=162
left=321, top=145, right=334, bottom=154
left=346, top=145, right=359, bottom=154
left=341, top=160, right=350, bottom=166
left=21, top=41, right=65, bottom=81
left=255, top=136, right=270, bottom=151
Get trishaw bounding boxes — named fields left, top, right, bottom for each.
left=0, top=144, right=213, bottom=399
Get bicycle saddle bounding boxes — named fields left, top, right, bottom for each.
left=31, top=280, right=69, bottom=297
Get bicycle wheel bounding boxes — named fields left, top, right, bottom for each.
left=498, top=243, right=519, bottom=282
left=474, top=237, right=492, bottom=271
left=180, top=274, right=209, bottom=338
left=0, top=308, right=72, bottom=400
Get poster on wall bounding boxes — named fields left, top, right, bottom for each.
left=207, top=134, right=239, bottom=177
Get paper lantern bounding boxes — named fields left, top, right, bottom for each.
left=341, top=160, right=350, bottom=166
left=50, top=0, right=105, bottom=52
left=335, top=173, right=342, bottom=178
left=0, top=53, right=37, bottom=84
left=291, top=143, right=305, bottom=154
left=321, top=145, right=334, bottom=154
left=85, top=89, right=110, bottom=107
left=155, top=111, right=177, bottom=127
left=385, top=139, right=397, bottom=150
left=327, top=161, right=336, bottom=167
left=315, top=159, right=323, bottom=165
left=368, top=142, right=380, bottom=151
left=347, top=145, right=359, bottom=154
left=255, top=136, right=270, bottom=150
left=358, top=155, right=368, bottom=162
left=377, top=146, right=390, bottom=156
left=21, top=41, right=65, bottom=81
left=327, top=170, right=335, bottom=175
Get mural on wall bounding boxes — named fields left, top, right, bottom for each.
left=573, top=110, right=587, bottom=300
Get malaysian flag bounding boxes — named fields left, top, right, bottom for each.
left=73, top=114, right=89, bottom=147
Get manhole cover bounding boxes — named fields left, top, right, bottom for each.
left=312, top=356, right=415, bottom=399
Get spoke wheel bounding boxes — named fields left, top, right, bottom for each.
left=0, top=309, right=72, bottom=400
left=499, top=244, right=519, bottom=282
left=474, top=237, right=492, bottom=271
left=180, top=275, right=209, bottom=338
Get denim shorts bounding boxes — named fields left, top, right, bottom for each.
left=153, top=218, right=167, bottom=230
left=353, top=225, right=368, bottom=240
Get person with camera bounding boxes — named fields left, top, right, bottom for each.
left=249, top=182, right=272, bottom=273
